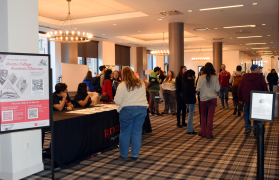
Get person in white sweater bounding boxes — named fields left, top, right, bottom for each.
left=114, top=67, right=148, bottom=161
left=196, top=63, right=220, bottom=139
left=161, top=70, right=176, bottom=115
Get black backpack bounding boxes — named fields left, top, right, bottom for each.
left=92, top=74, right=102, bottom=93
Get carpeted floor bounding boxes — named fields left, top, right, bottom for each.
left=24, top=99, right=279, bottom=180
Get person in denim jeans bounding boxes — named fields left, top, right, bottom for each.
left=218, top=64, right=231, bottom=109
left=162, top=71, right=176, bottom=115
left=238, top=65, right=268, bottom=137
left=182, top=70, right=197, bottom=134
left=114, top=67, right=148, bottom=161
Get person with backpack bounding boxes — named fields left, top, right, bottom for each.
left=229, top=65, right=245, bottom=116
left=92, top=66, right=106, bottom=94
left=147, top=67, right=162, bottom=116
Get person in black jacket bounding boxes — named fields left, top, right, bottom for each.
left=267, top=69, right=279, bottom=92
left=176, top=66, right=187, bottom=128
left=183, top=69, right=197, bottom=134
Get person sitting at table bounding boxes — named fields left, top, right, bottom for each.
left=82, top=71, right=94, bottom=92
left=101, top=69, right=113, bottom=103
left=114, top=67, right=148, bottom=161
left=53, top=83, right=73, bottom=111
left=74, top=83, right=92, bottom=108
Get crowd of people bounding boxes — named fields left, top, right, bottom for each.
left=51, top=63, right=277, bottom=160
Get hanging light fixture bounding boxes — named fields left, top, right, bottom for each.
left=192, top=47, right=210, bottom=61
left=151, top=32, right=169, bottom=56
left=46, top=0, right=93, bottom=43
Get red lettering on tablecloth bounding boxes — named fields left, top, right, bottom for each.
left=104, top=124, right=120, bottom=139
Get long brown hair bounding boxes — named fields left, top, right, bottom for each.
left=176, top=66, right=186, bottom=79
left=121, top=67, right=143, bottom=91
left=83, top=71, right=92, bottom=81
left=164, top=70, right=174, bottom=82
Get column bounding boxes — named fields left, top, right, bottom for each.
left=136, top=47, right=147, bottom=79
left=213, top=42, right=223, bottom=72
left=98, top=41, right=115, bottom=71
left=130, top=47, right=137, bottom=72
left=61, top=43, right=78, bottom=64
left=0, top=0, right=44, bottom=179
left=169, top=22, right=184, bottom=74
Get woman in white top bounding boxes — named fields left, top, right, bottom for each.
left=196, top=63, right=220, bottom=139
left=162, top=70, right=176, bottom=115
left=114, top=67, right=148, bottom=161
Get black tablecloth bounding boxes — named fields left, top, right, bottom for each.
left=53, top=108, right=120, bottom=169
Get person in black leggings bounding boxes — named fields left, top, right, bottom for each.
left=176, top=66, right=187, bottom=128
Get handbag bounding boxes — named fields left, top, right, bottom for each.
left=100, top=94, right=109, bottom=101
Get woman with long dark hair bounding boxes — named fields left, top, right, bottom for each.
left=101, top=69, right=113, bottom=103
left=162, top=70, right=176, bottom=115
left=196, top=63, right=220, bottom=139
left=82, top=71, right=94, bottom=92
left=74, top=83, right=92, bottom=108
left=112, top=70, right=121, bottom=97
left=114, top=67, right=148, bottom=161
left=267, top=69, right=279, bottom=92
left=176, top=66, right=187, bottom=128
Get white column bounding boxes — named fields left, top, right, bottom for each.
left=50, top=42, right=62, bottom=92
left=0, top=0, right=44, bottom=179
left=98, top=41, right=115, bottom=72
left=156, top=56, right=164, bottom=71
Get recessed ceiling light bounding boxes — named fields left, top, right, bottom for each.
left=199, top=5, right=243, bottom=11
left=119, top=41, right=121, bottom=42
left=246, top=43, right=266, bottom=45
left=223, top=25, right=256, bottom=28
left=246, top=48, right=249, bottom=49
left=188, top=10, right=192, bottom=12
left=271, top=42, right=273, bottom=43
left=214, top=28, right=218, bottom=29
left=74, top=27, right=77, bottom=29
left=267, top=35, right=270, bottom=36
left=253, top=3, right=257, bottom=5
left=252, top=47, right=270, bottom=49
left=240, top=44, right=242, bottom=45
left=102, top=34, right=105, bottom=35
left=230, top=38, right=232, bottom=39
left=138, top=31, right=141, bottom=32
left=193, top=27, right=210, bottom=31
left=209, top=41, right=211, bottom=42
left=158, top=19, right=162, bottom=20
left=237, top=36, right=262, bottom=38
left=113, top=24, right=117, bottom=25
left=262, top=24, right=266, bottom=26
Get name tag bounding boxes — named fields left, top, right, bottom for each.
left=155, top=96, right=160, bottom=98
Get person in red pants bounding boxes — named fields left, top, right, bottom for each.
left=196, top=63, right=220, bottom=139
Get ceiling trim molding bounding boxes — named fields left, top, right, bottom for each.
left=116, top=36, right=204, bottom=44
left=38, top=11, right=148, bottom=26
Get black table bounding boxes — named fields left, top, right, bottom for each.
left=53, top=107, right=120, bottom=169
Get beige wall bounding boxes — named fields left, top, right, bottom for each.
left=98, top=41, right=115, bottom=66
left=156, top=56, right=165, bottom=71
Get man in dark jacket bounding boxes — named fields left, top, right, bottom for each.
left=238, top=65, right=268, bottom=137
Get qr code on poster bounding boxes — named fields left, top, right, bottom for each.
left=32, top=79, right=43, bottom=91
left=28, top=108, right=38, bottom=119
left=2, top=110, right=13, bottom=121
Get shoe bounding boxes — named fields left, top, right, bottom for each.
left=131, top=157, right=138, bottom=161
left=150, top=112, right=155, bottom=116
left=187, top=131, right=197, bottom=135
left=244, top=129, right=251, bottom=134
left=206, top=135, right=214, bottom=139
left=226, top=102, right=229, bottom=108
left=220, top=106, right=225, bottom=109
left=161, top=112, right=166, bottom=114
left=199, top=133, right=205, bottom=137
left=254, top=133, right=257, bottom=138
left=171, top=112, right=176, bottom=115
left=119, top=156, right=128, bottom=160
left=182, top=123, right=187, bottom=127
left=177, top=125, right=183, bottom=128
left=238, top=112, right=241, bottom=116
left=155, top=113, right=163, bottom=116
left=233, top=108, right=237, bottom=115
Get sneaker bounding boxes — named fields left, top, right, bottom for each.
left=206, top=135, right=214, bottom=139
left=187, top=131, right=197, bottom=135
left=233, top=108, right=237, bottom=115
left=199, top=133, right=205, bottom=137
left=150, top=112, right=155, bottom=116
left=171, top=112, right=176, bottom=115
left=244, top=129, right=251, bottom=134
left=182, top=123, right=187, bottom=127
left=177, top=125, right=183, bottom=128
left=131, top=157, right=138, bottom=161
left=155, top=113, right=163, bottom=116
left=119, top=156, right=129, bottom=160
left=220, top=106, right=225, bottom=109
left=226, top=102, right=229, bottom=108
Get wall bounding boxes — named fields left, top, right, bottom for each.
left=239, top=52, right=253, bottom=73
left=184, top=51, right=213, bottom=73
left=98, top=41, right=115, bottom=66
left=156, top=56, right=165, bottom=71
left=50, top=42, right=62, bottom=92
left=271, top=56, right=279, bottom=73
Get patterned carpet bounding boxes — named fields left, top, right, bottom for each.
left=24, top=98, right=279, bottom=180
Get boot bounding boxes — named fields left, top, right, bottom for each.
left=233, top=108, right=237, bottom=115
left=238, top=111, right=241, bottom=116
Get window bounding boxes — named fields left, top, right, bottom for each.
left=38, top=33, right=49, bottom=54
left=78, top=57, right=83, bottom=65
left=252, top=59, right=263, bottom=67
left=89, top=58, right=98, bottom=77
left=164, top=56, right=169, bottom=72
left=147, top=54, right=157, bottom=70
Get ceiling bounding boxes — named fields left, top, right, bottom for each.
left=38, top=0, right=279, bottom=57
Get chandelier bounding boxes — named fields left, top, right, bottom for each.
left=151, top=32, right=169, bottom=56
left=192, top=47, right=210, bottom=61
left=46, top=0, right=93, bottom=43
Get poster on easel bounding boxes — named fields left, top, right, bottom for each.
left=0, top=52, right=50, bottom=133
